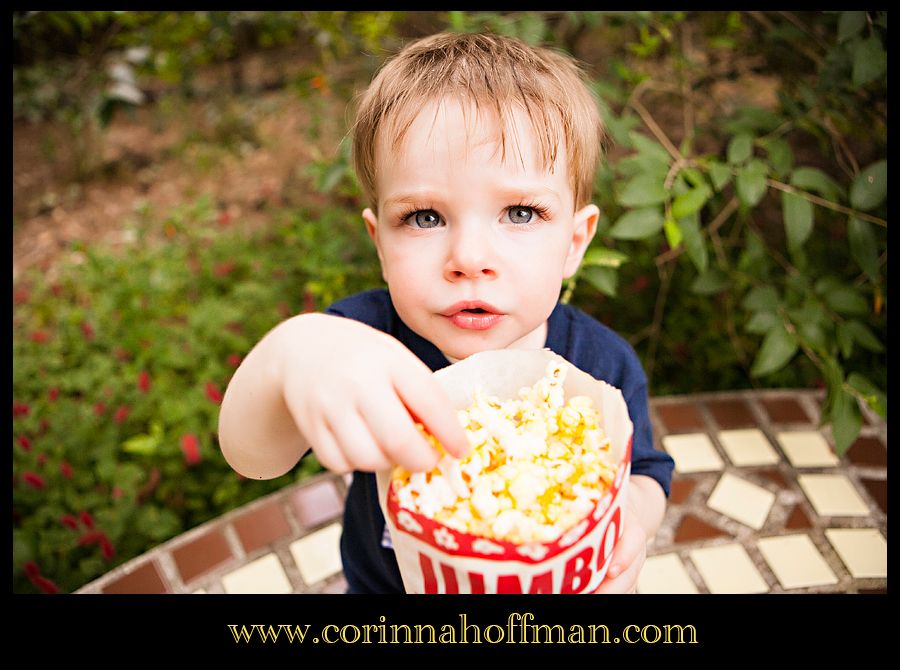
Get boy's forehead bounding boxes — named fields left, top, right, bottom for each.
left=376, top=98, right=566, bottom=177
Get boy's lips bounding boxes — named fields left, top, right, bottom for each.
left=440, top=301, right=505, bottom=331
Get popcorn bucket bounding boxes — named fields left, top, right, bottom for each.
left=376, top=349, right=633, bottom=594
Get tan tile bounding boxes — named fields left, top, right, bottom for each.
left=232, top=501, right=292, bottom=554
left=798, top=474, right=870, bottom=517
left=222, top=552, right=293, bottom=594
left=171, top=530, right=233, bottom=584
left=637, top=554, right=698, bottom=594
left=290, top=480, right=345, bottom=528
left=825, top=529, right=887, bottom=578
left=776, top=431, right=839, bottom=467
left=290, top=523, right=343, bottom=585
left=757, top=534, right=838, bottom=589
left=689, top=543, right=769, bottom=594
left=707, top=472, right=775, bottom=530
left=662, top=433, right=724, bottom=473
left=718, top=429, right=780, bottom=466
left=193, top=588, right=207, bottom=594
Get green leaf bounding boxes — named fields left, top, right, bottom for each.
left=843, top=319, right=884, bottom=353
left=847, top=217, right=880, bottom=281
left=663, top=216, right=683, bottom=250
left=581, top=247, right=630, bottom=269
left=617, top=173, right=668, bottom=207
left=741, top=286, right=781, bottom=312
left=782, top=191, right=814, bottom=251
left=830, top=386, right=862, bottom=456
left=727, top=133, right=754, bottom=165
left=761, top=137, right=794, bottom=177
left=677, top=212, right=707, bottom=274
left=615, top=152, right=669, bottom=179
left=823, top=287, right=869, bottom=316
left=608, top=207, right=665, bottom=240
left=790, top=167, right=844, bottom=202
left=852, top=36, right=887, bottom=87
left=690, top=268, right=730, bottom=295
left=849, top=160, right=887, bottom=211
left=847, top=373, right=887, bottom=419
left=671, top=186, right=711, bottom=220
left=735, top=160, right=769, bottom=206
left=581, top=265, right=618, bottom=297
left=745, top=311, right=778, bottom=334
left=628, top=131, right=671, bottom=163
left=707, top=161, right=733, bottom=191
left=836, top=321, right=855, bottom=358
left=838, top=11, right=867, bottom=42
left=751, top=322, right=797, bottom=377
left=122, top=432, right=160, bottom=456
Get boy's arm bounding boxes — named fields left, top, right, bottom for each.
left=218, top=312, right=468, bottom=480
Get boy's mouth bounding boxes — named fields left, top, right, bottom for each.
left=441, top=301, right=505, bottom=331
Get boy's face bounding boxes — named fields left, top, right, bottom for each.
left=363, top=99, right=598, bottom=361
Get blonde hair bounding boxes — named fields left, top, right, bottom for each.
left=351, top=32, right=606, bottom=212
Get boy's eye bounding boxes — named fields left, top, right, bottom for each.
left=507, top=206, right=535, bottom=225
left=408, top=209, right=442, bottom=228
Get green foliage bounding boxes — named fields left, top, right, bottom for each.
left=13, top=197, right=380, bottom=593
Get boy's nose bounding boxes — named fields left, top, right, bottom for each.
left=444, top=224, right=497, bottom=281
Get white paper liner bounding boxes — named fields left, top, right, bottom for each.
left=376, top=349, right=633, bottom=593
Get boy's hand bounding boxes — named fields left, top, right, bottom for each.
left=593, top=499, right=646, bottom=594
left=279, top=314, right=469, bottom=474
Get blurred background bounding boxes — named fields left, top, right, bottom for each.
left=13, top=11, right=887, bottom=594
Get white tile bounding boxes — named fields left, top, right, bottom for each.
left=192, top=588, right=207, bottom=594
left=706, top=472, right=775, bottom=530
left=776, top=431, right=839, bottom=467
left=290, top=522, right=343, bottom=585
left=757, top=534, right=838, bottom=589
left=797, top=474, right=869, bottom=516
left=825, top=528, right=887, bottom=579
left=637, top=554, right=698, bottom=594
left=222, top=553, right=292, bottom=594
left=689, top=543, right=769, bottom=594
left=662, top=433, right=724, bottom=473
left=718, top=429, right=780, bottom=466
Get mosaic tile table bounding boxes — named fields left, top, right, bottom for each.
left=77, top=389, right=887, bottom=595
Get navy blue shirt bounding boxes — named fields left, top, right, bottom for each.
left=325, top=288, right=674, bottom=594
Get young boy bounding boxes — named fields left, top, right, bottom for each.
left=218, top=32, right=674, bottom=594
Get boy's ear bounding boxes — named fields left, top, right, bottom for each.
left=362, top=208, right=389, bottom=282
left=563, top=204, right=600, bottom=279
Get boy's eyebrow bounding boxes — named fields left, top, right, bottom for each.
left=382, top=184, right=563, bottom=210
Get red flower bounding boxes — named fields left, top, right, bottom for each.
left=113, top=405, right=130, bottom=424
left=303, top=289, right=316, bottom=313
left=22, top=471, right=46, bottom=489
left=13, top=402, right=31, bottom=418
left=30, top=330, right=50, bottom=344
left=79, top=510, right=94, bottom=529
left=17, top=435, right=31, bottom=452
left=277, top=302, right=292, bottom=319
left=13, top=287, right=30, bottom=304
left=181, top=433, right=202, bottom=466
left=227, top=353, right=242, bottom=368
left=213, top=260, right=236, bottom=277
left=80, top=321, right=95, bottom=340
left=38, top=418, right=51, bottom=435
left=218, top=210, right=233, bottom=227
left=100, top=535, right=116, bottom=560
left=138, top=370, right=151, bottom=393
left=60, top=514, right=79, bottom=530
left=77, top=530, right=105, bottom=546
left=37, top=454, right=47, bottom=467
left=112, top=486, right=124, bottom=500
left=33, top=575, right=60, bottom=594
left=205, top=382, right=223, bottom=405
left=60, top=461, right=74, bottom=479
left=48, top=387, right=60, bottom=402
left=23, top=561, right=41, bottom=579
left=93, top=402, right=106, bottom=416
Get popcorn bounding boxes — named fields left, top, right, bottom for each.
left=391, top=361, right=618, bottom=545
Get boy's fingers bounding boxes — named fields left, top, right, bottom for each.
left=394, top=369, right=469, bottom=459
left=308, top=415, right=354, bottom=474
left=360, top=393, right=440, bottom=473
left=326, top=409, right=394, bottom=473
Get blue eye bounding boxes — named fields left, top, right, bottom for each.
left=410, top=209, right=441, bottom=228
left=507, top=206, right=534, bottom=224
